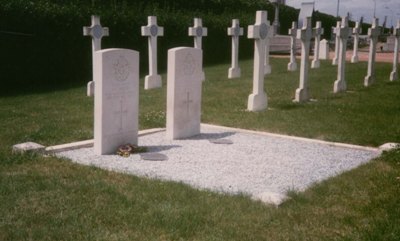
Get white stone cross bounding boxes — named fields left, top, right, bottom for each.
left=333, top=16, right=353, bottom=93
left=364, top=18, right=381, bottom=87
left=294, top=17, right=316, bottom=103
left=264, top=21, right=274, bottom=75
left=83, top=15, right=109, bottom=97
left=189, top=18, right=208, bottom=49
left=227, top=19, right=244, bottom=79
left=288, top=21, right=298, bottom=71
left=141, top=16, right=164, bottom=90
left=189, top=18, right=207, bottom=81
left=247, top=11, right=272, bottom=111
left=332, top=21, right=341, bottom=65
left=351, top=21, right=361, bottom=63
left=311, top=21, right=324, bottom=69
left=390, top=20, right=400, bottom=81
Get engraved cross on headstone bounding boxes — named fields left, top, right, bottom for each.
left=288, top=21, right=298, bottom=71
left=114, top=98, right=128, bottom=132
left=183, top=92, right=194, bottom=116
left=294, top=17, right=316, bottom=103
left=141, top=16, right=164, bottom=90
left=390, top=20, right=400, bottom=81
left=227, top=19, right=243, bottom=79
left=351, top=21, right=362, bottom=63
left=189, top=18, right=208, bottom=49
left=332, top=21, right=341, bottom=66
left=247, top=11, right=272, bottom=111
left=364, top=18, right=381, bottom=87
left=333, top=16, right=353, bottom=93
left=83, top=15, right=109, bottom=97
left=311, top=21, right=324, bottom=69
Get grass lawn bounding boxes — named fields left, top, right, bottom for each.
left=1, top=57, right=399, bottom=240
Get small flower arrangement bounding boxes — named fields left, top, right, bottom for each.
left=116, top=144, right=147, bottom=157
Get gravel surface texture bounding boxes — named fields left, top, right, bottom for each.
left=56, top=125, right=380, bottom=205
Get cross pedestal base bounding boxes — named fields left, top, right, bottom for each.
left=87, top=81, right=95, bottom=97
left=390, top=71, right=398, bottom=81
left=145, top=75, right=162, bottom=90
left=287, top=62, right=297, bottom=71
left=294, top=88, right=309, bottom=103
left=264, top=64, right=271, bottom=75
left=364, top=75, right=374, bottom=87
left=311, top=59, right=320, bottom=69
left=333, top=79, right=347, bottom=93
left=228, top=67, right=241, bottom=79
left=247, top=92, right=267, bottom=111
left=351, top=55, right=359, bottom=63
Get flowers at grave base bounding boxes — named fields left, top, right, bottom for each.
left=116, top=144, right=147, bottom=157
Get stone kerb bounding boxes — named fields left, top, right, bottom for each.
left=83, top=15, right=109, bottom=97
left=93, top=48, right=139, bottom=155
left=141, top=16, right=164, bottom=90
left=227, top=19, right=244, bottom=79
left=166, top=47, right=203, bottom=140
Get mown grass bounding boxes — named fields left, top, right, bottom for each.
left=1, top=57, right=400, bottom=240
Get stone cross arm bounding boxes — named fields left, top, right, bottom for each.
left=296, top=17, right=314, bottom=41
left=394, top=20, right=400, bottom=36
left=313, top=21, right=324, bottom=36
left=248, top=12, right=272, bottom=40
left=337, top=17, right=352, bottom=39
left=189, top=18, right=208, bottom=37
left=83, top=15, right=109, bottom=39
left=288, top=21, right=297, bottom=36
left=368, top=18, right=381, bottom=38
left=141, top=16, right=164, bottom=37
left=228, top=19, right=244, bottom=37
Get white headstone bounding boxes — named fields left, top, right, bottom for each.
left=351, top=22, right=361, bottom=63
left=93, top=48, right=139, bottom=155
left=189, top=18, right=207, bottom=81
left=247, top=11, right=272, bottom=111
left=227, top=19, right=244, bottom=78
left=141, top=16, right=164, bottom=90
left=288, top=21, right=298, bottom=71
left=311, top=21, right=324, bottom=68
left=332, top=21, right=341, bottom=65
left=83, top=15, right=109, bottom=97
left=319, top=39, right=329, bottom=60
left=364, top=18, right=380, bottom=87
left=333, top=16, right=353, bottom=93
left=264, top=21, right=274, bottom=75
left=294, top=17, right=316, bottom=103
left=166, top=47, right=203, bottom=140
left=390, top=20, right=400, bottom=81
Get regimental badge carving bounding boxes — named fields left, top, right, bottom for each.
left=259, top=23, right=268, bottom=39
left=113, top=55, right=130, bottom=82
left=196, top=28, right=203, bottom=37
left=150, top=25, right=158, bottom=37
left=234, top=24, right=241, bottom=36
left=92, top=25, right=103, bottom=39
left=183, top=53, right=196, bottom=76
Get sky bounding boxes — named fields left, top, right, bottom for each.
left=285, top=0, right=400, bottom=27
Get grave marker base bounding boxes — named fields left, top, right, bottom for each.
left=390, top=71, right=398, bottom=81
left=87, top=81, right=95, bottom=96
left=145, top=75, right=162, bottom=90
left=334, top=80, right=347, bottom=93
left=311, top=59, right=320, bottom=68
left=247, top=93, right=267, bottom=111
left=228, top=67, right=241, bottom=79
left=364, top=75, right=374, bottom=87
left=351, top=55, right=359, bottom=63
left=294, top=88, right=309, bottom=103
left=287, top=62, right=297, bottom=71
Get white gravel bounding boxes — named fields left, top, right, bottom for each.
left=56, top=124, right=380, bottom=205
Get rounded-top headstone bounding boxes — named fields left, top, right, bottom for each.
left=92, top=25, right=103, bottom=39
left=150, top=25, right=158, bottom=37
left=259, top=23, right=268, bottom=39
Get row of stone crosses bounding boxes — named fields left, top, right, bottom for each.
left=83, top=11, right=400, bottom=155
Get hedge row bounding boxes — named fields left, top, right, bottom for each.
left=0, top=0, right=351, bottom=88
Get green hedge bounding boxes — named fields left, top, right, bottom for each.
left=0, top=0, right=347, bottom=89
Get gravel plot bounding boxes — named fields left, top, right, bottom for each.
left=56, top=124, right=380, bottom=205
